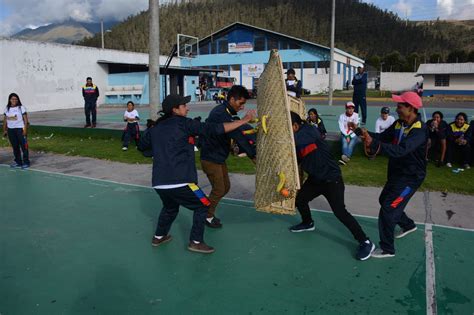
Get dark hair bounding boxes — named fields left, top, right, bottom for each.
left=127, top=101, right=135, bottom=107
left=290, top=111, right=305, bottom=125
left=7, top=93, right=22, bottom=110
left=455, top=112, right=468, bottom=122
left=308, top=108, right=318, bottom=117
left=432, top=111, right=444, bottom=119
left=86, top=77, right=92, bottom=81
left=227, top=85, right=250, bottom=101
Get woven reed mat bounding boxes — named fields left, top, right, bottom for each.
left=254, top=50, right=300, bottom=215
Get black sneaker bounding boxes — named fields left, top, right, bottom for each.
left=289, top=221, right=315, bottom=233
left=151, top=235, right=172, bottom=247
left=205, top=217, right=222, bottom=228
left=371, top=248, right=395, bottom=258
left=356, top=240, right=375, bottom=261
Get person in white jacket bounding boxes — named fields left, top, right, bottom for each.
left=375, top=107, right=395, bottom=134
left=338, top=102, right=360, bottom=165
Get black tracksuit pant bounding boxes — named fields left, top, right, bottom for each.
left=122, top=122, right=140, bottom=147
left=84, top=101, right=97, bottom=125
left=296, top=176, right=367, bottom=243
left=378, top=179, right=419, bottom=254
left=154, top=184, right=210, bottom=242
left=7, top=128, right=29, bottom=165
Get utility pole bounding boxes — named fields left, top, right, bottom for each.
left=328, top=0, right=336, bottom=106
left=101, top=19, right=104, bottom=49
left=149, top=0, right=160, bottom=120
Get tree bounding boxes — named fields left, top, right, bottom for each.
left=366, top=55, right=381, bottom=70
left=447, top=50, right=468, bottom=63
left=468, top=51, right=474, bottom=62
left=383, top=51, right=404, bottom=72
left=429, top=53, right=443, bottom=63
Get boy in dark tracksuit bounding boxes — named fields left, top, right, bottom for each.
left=199, top=85, right=256, bottom=228
left=139, top=94, right=255, bottom=254
left=289, top=112, right=375, bottom=261
left=356, top=91, right=428, bottom=258
left=82, top=77, right=99, bottom=128
left=352, top=66, right=367, bottom=125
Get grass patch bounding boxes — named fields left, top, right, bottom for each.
left=1, top=125, right=473, bottom=194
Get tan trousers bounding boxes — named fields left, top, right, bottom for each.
left=201, top=160, right=231, bottom=218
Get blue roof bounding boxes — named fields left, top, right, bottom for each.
left=198, top=22, right=364, bottom=63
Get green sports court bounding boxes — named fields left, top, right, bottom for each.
left=1, top=166, right=472, bottom=314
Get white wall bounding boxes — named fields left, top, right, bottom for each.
left=380, top=72, right=420, bottom=91
left=423, top=74, right=474, bottom=91
left=0, top=38, right=179, bottom=112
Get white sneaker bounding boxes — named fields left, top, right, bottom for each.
left=395, top=226, right=417, bottom=239
left=122, top=147, right=128, bottom=151
left=446, top=163, right=452, bottom=168
left=338, top=159, right=347, bottom=166
left=371, top=248, right=395, bottom=258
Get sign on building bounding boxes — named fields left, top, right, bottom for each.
left=228, top=30, right=254, bottom=54
left=243, top=64, right=264, bottom=77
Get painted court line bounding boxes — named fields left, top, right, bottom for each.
left=423, top=191, right=437, bottom=315
left=1, top=164, right=473, bottom=233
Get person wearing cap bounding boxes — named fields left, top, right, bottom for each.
left=352, top=66, right=368, bottom=125
left=352, top=91, right=428, bottom=258
left=82, top=77, right=99, bottom=128
left=139, top=94, right=255, bottom=254
left=375, top=107, right=395, bottom=134
left=338, top=101, right=360, bottom=165
left=285, top=68, right=302, bottom=98
left=199, top=85, right=257, bottom=228
left=446, top=112, right=471, bottom=169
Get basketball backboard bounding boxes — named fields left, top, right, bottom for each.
left=177, top=34, right=199, bottom=58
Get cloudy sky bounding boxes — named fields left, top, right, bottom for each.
left=0, top=0, right=473, bottom=36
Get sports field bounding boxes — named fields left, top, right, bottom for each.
left=1, top=166, right=472, bottom=314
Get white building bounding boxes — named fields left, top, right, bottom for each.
left=416, top=63, right=474, bottom=96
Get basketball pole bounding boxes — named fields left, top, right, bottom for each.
left=149, top=0, right=160, bottom=120
left=328, top=0, right=335, bottom=106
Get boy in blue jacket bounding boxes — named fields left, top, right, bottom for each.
left=289, top=111, right=375, bottom=261
left=140, top=94, right=255, bottom=254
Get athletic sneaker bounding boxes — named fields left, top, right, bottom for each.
left=151, top=235, right=172, bottom=247
left=289, top=221, right=315, bottom=233
left=122, top=147, right=128, bottom=151
left=188, top=242, right=215, bottom=254
left=84, top=124, right=91, bottom=128
left=463, top=164, right=471, bottom=170
left=356, top=240, right=375, bottom=261
left=10, top=163, right=22, bottom=168
left=395, top=226, right=417, bottom=239
left=446, top=163, right=452, bottom=168
left=338, top=159, right=347, bottom=166
left=91, top=123, right=96, bottom=128
left=371, top=248, right=395, bottom=258
left=205, top=217, right=222, bottom=228
left=341, top=154, right=350, bottom=163
left=21, top=163, right=30, bottom=170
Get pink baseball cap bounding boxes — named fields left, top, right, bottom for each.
left=345, top=101, right=355, bottom=108
left=392, top=91, right=423, bottom=109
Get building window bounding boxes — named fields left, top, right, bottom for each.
left=254, top=37, right=265, bottom=51
left=289, top=42, right=300, bottom=49
left=290, top=62, right=301, bottom=69
left=267, top=37, right=279, bottom=50
left=279, top=40, right=289, bottom=50
left=200, top=44, right=209, bottom=55
left=303, top=61, right=316, bottom=69
left=210, top=41, right=217, bottom=54
left=218, top=40, right=228, bottom=54
left=318, top=61, right=330, bottom=68
left=435, top=74, right=450, bottom=87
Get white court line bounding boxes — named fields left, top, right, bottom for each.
left=425, top=223, right=437, bottom=315
left=2, top=164, right=473, bottom=232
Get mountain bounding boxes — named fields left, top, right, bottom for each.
left=76, top=0, right=474, bottom=69
left=13, top=20, right=118, bottom=44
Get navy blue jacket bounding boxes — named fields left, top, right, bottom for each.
left=285, top=79, right=303, bottom=98
left=200, top=102, right=256, bottom=164
left=140, top=116, right=224, bottom=186
left=369, top=118, right=428, bottom=182
left=352, top=72, right=367, bottom=95
left=294, top=124, right=341, bottom=182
